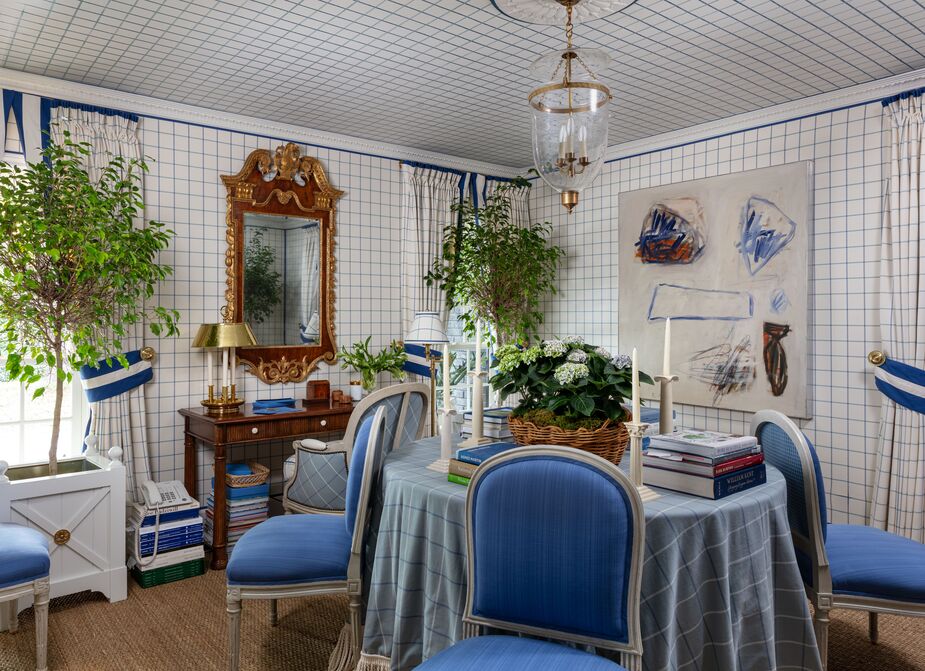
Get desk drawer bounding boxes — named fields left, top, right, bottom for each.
left=224, top=412, right=349, bottom=443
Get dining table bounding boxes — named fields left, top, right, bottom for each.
left=355, top=437, right=823, bottom=671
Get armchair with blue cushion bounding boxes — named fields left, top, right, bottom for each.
left=225, top=407, right=389, bottom=671
left=282, top=382, right=430, bottom=515
left=751, top=410, right=925, bottom=670
left=0, top=520, right=51, bottom=671
left=415, top=445, right=646, bottom=671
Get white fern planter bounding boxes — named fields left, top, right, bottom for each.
left=0, top=447, right=127, bottom=607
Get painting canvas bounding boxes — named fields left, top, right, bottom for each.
left=618, top=162, right=812, bottom=418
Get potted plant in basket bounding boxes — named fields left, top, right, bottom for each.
left=491, top=337, right=654, bottom=463
left=339, top=336, right=407, bottom=400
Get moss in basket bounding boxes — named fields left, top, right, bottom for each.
left=495, top=338, right=654, bottom=427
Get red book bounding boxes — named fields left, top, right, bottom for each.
left=643, top=451, right=764, bottom=479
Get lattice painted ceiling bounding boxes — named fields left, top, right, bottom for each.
left=2, top=0, right=925, bottom=168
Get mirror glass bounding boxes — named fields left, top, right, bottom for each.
left=242, top=211, right=322, bottom=347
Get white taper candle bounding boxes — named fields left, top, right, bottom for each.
left=632, top=347, right=640, bottom=421
left=222, top=348, right=229, bottom=390
left=663, top=317, right=671, bottom=376
left=230, top=350, right=236, bottom=388
left=207, top=350, right=214, bottom=390
left=443, top=343, right=451, bottom=409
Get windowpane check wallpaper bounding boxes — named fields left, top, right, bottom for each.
left=532, top=101, right=885, bottom=525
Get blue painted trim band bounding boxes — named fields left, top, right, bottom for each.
left=469, top=171, right=480, bottom=225
left=2, top=89, right=25, bottom=155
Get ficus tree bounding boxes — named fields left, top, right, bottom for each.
left=425, top=177, right=564, bottom=346
left=0, top=133, right=180, bottom=474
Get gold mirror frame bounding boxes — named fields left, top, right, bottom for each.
left=221, top=143, right=343, bottom=384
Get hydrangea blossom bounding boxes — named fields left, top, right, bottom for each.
left=562, top=335, right=585, bottom=345
left=554, top=362, right=590, bottom=385
left=543, top=339, right=567, bottom=357
left=567, top=349, right=588, bottom=363
left=520, top=346, right=542, bottom=365
left=595, top=346, right=611, bottom=359
left=612, top=353, right=632, bottom=369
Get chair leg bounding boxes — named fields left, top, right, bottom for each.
left=226, top=588, right=242, bottom=671
left=34, top=578, right=49, bottom=671
left=349, top=596, right=362, bottom=664
left=868, top=612, right=879, bottom=644
left=7, top=599, right=18, bottom=633
left=814, top=607, right=830, bottom=671
left=270, top=598, right=278, bottom=627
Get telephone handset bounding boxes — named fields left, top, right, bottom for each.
left=141, top=480, right=192, bottom=510
left=135, top=480, right=193, bottom=569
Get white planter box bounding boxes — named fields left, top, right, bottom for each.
left=0, top=447, right=127, bottom=607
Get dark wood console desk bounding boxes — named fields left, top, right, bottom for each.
left=179, top=402, right=354, bottom=569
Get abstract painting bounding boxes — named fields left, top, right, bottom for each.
left=618, top=162, right=812, bottom=418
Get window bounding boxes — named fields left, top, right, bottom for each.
left=0, top=373, right=90, bottom=466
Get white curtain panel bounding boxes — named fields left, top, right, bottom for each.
left=484, top=177, right=532, bottom=228
left=49, top=106, right=141, bottom=182
left=51, top=105, right=152, bottom=504
left=870, top=93, right=925, bottom=541
left=400, top=163, right=463, bottom=335
left=298, top=225, right=321, bottom=343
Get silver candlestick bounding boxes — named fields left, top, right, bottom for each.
left=653, top=374, right=679, bottom=434
left=625, top=420, right=661, bottom=502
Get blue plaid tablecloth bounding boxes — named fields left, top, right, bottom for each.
left=358, top=438, right=822, bottom=671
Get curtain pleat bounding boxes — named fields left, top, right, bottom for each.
left=870, top=94, right=925, bottom=541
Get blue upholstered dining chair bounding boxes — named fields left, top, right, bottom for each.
left=0, top=522, right=51, bottom=671
left=751, top=410, right=925, bottom=669
left=282, top=382, right=430, bottom=514
left=226, top=407, right=388, bottom=671
left=415, top=445, right=646, bottom=671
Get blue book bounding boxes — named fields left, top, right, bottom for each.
left=253, top=397, right=296, bottom=408
left=456, top=442, right=518, bottom=466
left=210, top=480, right=270, bottom=500
left=643, top=463, right=766, bottom=499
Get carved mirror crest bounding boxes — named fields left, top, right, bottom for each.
left=221, top=143, right=343, bottom=383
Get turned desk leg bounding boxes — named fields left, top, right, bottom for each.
left=211, top=443, right=229, bottom=570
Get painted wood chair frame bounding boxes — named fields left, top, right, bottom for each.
left=282, top=382, right=430, bottom=514
left=1, top=574, right=50, bottom=671
left=226, top=406, right=388, bottom=671
left=750, top=410, right=925, bottom=670
left=459, top=445, right=646, bottom=671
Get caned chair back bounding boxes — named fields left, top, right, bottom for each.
left=750, top=410, right=830, bottom=588
left=463, top=445, right=645, bottom=659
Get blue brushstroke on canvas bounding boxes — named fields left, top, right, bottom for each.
left=770, top=289, right=790, bottom=314
left=635, top=200, right=705, bottom=264
left=647, top=283, right=754, bottom=321
left=737, top=196, right=796, bottom=275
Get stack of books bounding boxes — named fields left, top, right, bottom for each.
left=448, top=441, right=518, bottom=486
left=642, top=429, right=765, bottom=499
left=461, top=407, right=513, bottom=440
left=203, top=480, right=270, bottom=554
left=128, top=499, right=205, bottom=588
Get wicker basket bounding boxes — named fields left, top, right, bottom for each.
left=225, top=461, right=270, bottom=488
left=508, top=416, right=630, bottom=465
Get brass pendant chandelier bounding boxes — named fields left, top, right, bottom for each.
left=495, top=0, right=635, bottom=211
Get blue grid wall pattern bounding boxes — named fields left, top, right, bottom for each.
left=531, top=101, right=886, bottom=526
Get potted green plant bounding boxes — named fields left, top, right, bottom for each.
left=338, top=337, right=407, bottom=399
left=0, top=133, right=179, bottom=475
left=491, top=337, right=653, bottom=463
left=425, top=177, right=564, bottom=345
left=243, top=229, right=282, bottom=325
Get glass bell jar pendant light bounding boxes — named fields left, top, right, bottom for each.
left=530, top=1, right=611, bottom=212
left=494, top=0, right=636, bottom=212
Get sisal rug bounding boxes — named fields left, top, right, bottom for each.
left=1, top=567, right=923, bottom=670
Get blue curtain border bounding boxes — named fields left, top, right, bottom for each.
left=40, top=97, right=140, bottom=152
left=882, top=87, right=925, bottom=108
left=2, top=89, right=26, bottom=155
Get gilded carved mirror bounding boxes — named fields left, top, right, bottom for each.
left=221, top=143, right=342, bottom=383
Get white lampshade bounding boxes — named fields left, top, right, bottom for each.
left=405, top=311, right=448, bottom=344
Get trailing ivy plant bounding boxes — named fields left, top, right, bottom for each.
left=425, top=177, right=564, bottom=346
left=0, top=133, right=180, bottom=474
left=339, top=336, right=407, bottom=391
left=243, top=229, right=282, bottom=325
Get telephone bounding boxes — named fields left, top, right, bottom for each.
left=134, top=480, right=193, bottom=569
left=141, top=480, right=193, bottom=509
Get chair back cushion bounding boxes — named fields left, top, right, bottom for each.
left=754, top=421, right=827, bottom=542
left=469, top=454, right=636, bottom=644
left=356, top=388, right=427, bottom=455
left=344, top=415, right=375, bottom=536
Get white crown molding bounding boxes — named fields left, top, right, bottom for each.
left=0, top=67, right=522, bottom=178
left=521, top=67, right=925, bottom=172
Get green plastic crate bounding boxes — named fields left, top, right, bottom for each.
left=131, top=558, right=205, bottom=588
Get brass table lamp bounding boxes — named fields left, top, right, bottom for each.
left=192, top=322, right=258, bottom=415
